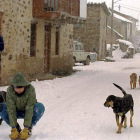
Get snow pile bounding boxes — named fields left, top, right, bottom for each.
left=106, top=45, right=126, bottom=61
left=112, top=47, right=125, bottom=60
left=107, top=44, right=119, bottom=51
left=117, top=39, right=133, bottom=46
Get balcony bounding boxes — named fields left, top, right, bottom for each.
left=33, top=0, right=85, bottom=23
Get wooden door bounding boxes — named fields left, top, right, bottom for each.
left=44, top=25, right=51, bottom=73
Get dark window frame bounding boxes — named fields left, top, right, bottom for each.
left=55, top=27, right=60, bottom=55
left=30, top=23, right=37, bottom=57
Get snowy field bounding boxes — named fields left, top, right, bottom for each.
left=1, top=49, right=140, bottom=140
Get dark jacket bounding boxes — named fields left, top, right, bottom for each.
left=0, top=36, right=4, bottom=52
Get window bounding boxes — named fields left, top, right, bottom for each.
left=75, top=45, right=79, bottom=50
left=44, top=0, right=58, bottom=11
left=30, top=23, right=37, bottom=57
left=79, top=45, right=83, bottom=50
left=55, top=27, right=59, bottom=55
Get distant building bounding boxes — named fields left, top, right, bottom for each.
left=108, top=9, right=138, bottom=41
left=112, top=10, right=138, bottom=36
left=74, top=2, right=110, bottom=61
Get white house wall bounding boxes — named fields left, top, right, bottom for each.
left=80, top=0, right=87, bottom=18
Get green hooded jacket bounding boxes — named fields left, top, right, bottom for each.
left=6, top=72, right=37, bottom=127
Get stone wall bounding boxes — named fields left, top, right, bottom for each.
left=74, top=4, right=101, bottom=53
left=0, top=11, right=3, bottom=31
left=51, top=24, right=73, bottom=75
left=0, top=0, right=33, bottom=84
left=0, top=0, right=73, bottom=85
left=86, top=4, right=100, bottom=54
left=74, top=3, right=109, bottom=61
left=108, top=16, right=129, bottom=40
left=106, top=26, right=123, bottom=44
left=99, top=7, right=107, bottom=60
left=73, top=24, right=86, bottom=49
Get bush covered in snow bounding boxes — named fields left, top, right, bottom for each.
left=130, top=31, right=140, bottom=53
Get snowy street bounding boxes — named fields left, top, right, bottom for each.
left=1, top=51, right=140, bottom=140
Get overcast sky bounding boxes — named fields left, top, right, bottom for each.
left=87, top=0, right=140, bottom=28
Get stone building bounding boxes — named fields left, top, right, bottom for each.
left=0, top=0, right=86, bottom=85
left=106, top=25, right=123, bottom=44
left=108, top=10, right=138, bottom=42
left=112, top=9, right=138, bottom=37
left=74, top=2, right=110, bottom=61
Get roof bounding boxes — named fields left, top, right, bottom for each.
left=87, top=2, right=110, bottom=16
left=112, top=9, right=139, bottom=22
left=117, top=39, right=133, bottom=46
left=107, top=26, right=123, bottom=38
left=114, top=13, right=132, bottom=23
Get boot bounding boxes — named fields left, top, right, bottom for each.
left=0, top=118, right=3, bottom=125
left=16, top=123, right=22, bottom=133
left=28, top=125, right=33, bottom=135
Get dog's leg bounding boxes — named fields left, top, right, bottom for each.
left=0, top=118, right=3, bottom=125
left=116, top=114, right=125, bottom=133
left=134, top=81, right=136, bottom=89
left=130, top=81, right=132, bottom=89
left=130, top=109, right=134, bottom=127
left=124, top=116, right=127, bottom=128
left=132, top=83, right=134, bottom=89
left=116, top=114, right=119, bottom=127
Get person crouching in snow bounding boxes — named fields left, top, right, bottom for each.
left=0, top=72, right=45, bottom=139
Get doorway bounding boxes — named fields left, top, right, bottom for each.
left=44, top=24, right=51, bottom=73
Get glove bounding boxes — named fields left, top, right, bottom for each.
left=0, top=104, right=3, bottom=112
left=9, top=128, right=20, bottom=139
left=20, top=128, right=29, bottom=139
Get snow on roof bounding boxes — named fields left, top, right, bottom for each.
left=128, top=45, right=134, bottom=49
left=117, top=39, right=133, bottom=46
left=107, top=26, right=123, bottom=38
left=114, top=13, right=132, bottom=23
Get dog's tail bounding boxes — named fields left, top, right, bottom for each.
left=113, top=83, right=127, bottom=95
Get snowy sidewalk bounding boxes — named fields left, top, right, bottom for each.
left=0, top=53, right=140, bottom=140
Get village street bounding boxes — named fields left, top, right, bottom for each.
left=0, top=51, right=140, bottom=140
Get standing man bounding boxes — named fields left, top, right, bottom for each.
left=0, top=72, right=45, bottom=139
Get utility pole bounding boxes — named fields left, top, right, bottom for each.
left=110, top=0, right=114, bottom=57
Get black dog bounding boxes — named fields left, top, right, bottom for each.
left=0, top=91, right=6, bottom=125
left=104, top=83, right=134, bottom=133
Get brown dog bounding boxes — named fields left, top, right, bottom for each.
left=130, top=73, right=137, bottom=89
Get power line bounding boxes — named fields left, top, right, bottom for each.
left=119, top=5, right=140, bottom=13
left=117, top=3, right=140, bottom=10
left=109, top=3, right=140, bottom=12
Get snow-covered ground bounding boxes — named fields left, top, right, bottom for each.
left=1, top=49, right=140, bottom=140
